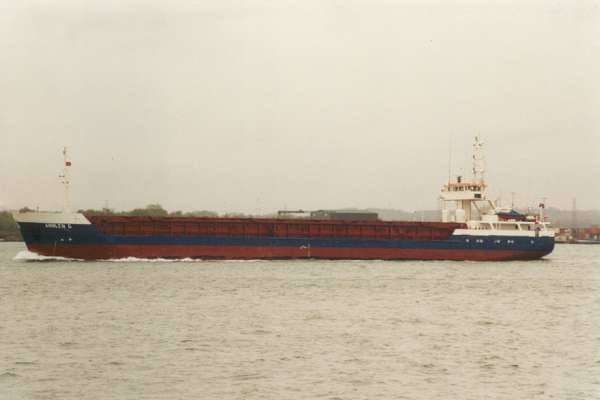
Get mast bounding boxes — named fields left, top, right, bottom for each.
left=472, top=135, right=485, bottom=184
left=572, top=197, right=577, bottom=230
left=60, top=147, right=72, bottom=213
left=448, top=136, right=452, bottom=184
left=440, top=136, right=491, bottom=223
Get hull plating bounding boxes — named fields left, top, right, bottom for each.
left=17, top=220, right=555, bottom=261
left=27, top=243, right=551, bottom=261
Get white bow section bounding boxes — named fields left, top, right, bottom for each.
left=12, top=212, right=91, bottom=225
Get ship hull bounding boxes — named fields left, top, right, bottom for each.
left=16, top=218, right=554, bottom=261
left=26, top=242, right=551, bottom=261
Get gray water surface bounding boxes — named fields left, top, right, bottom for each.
left=1, top=242, right=599, bottom=399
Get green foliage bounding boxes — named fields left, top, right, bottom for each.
left=0, top=211, right=21, bottom=240
left=128, top=204, right=168, bottom=217
left=80, top=204, right=171, bottom=217
left=183, top=210, right=219, bottom=217
left=78, top=208, right=117, bottom=216
left=81, top=205, right=219, bottom=218
left=222, top=212, right=248, bottom=218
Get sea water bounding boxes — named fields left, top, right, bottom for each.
left=1, top=242, right=599, bottom=399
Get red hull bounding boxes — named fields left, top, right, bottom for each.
left=29, top=244, right=549, bottom=261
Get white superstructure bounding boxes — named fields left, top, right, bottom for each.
left=440, top=137, right=553, bottom=238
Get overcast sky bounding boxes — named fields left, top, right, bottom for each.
left=1, top=0, right=598, bottom=213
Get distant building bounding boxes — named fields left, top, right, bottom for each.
left=555, top=226, right=600, bottom=243
left=576, top=226, right=600, bottom=241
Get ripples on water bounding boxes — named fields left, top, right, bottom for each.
left=1, top=242, right=599, bottom=399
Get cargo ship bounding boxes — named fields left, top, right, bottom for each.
left=14, top=139, right=555, bottom=261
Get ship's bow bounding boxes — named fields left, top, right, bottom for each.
left=12, top=211, right=94, bottom=258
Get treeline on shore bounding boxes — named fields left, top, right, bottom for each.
left=78, top=204, right=222, bottom=218
left=0, top=211, right=20, bottom=241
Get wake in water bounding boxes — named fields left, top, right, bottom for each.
left=13, top=250, right=83, bottom=262
left=13, top=251, right=265, bottom=263
left=13, top=251, right=210, bottom=263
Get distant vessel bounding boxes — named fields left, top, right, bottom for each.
left=14, top=140, right=554, bottom=261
